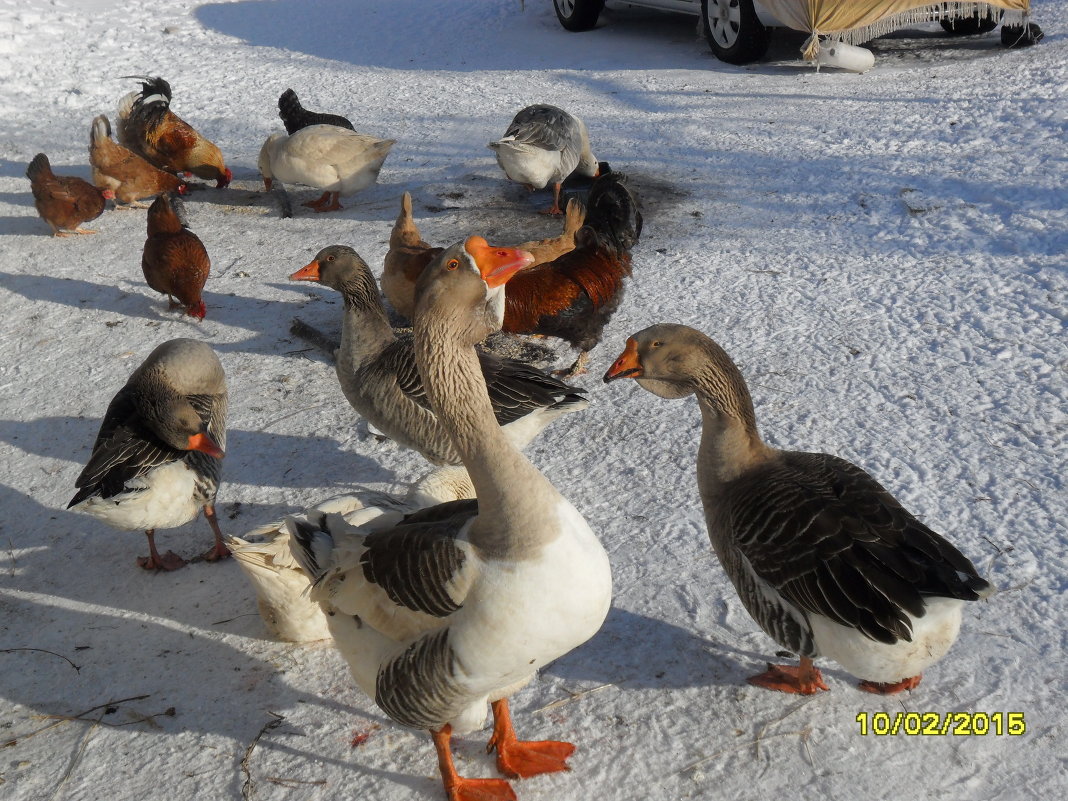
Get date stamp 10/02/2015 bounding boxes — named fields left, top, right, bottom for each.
left=856, top=712, right=1026, bottom=736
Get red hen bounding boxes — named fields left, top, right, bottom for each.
left=26, top=153, right=113, bottom=236
left=142, top=193, right=210, bottom=319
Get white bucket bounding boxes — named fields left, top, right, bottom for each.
left=816, top=41, right=875, bottom=73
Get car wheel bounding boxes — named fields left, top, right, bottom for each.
left=553, top=0, right=605, bottom=32
left=701, top=0, right=769, bottom=65
left=1001, top=22, right=1044, bottom=47
left=940, top=10, right=1002, bottom=35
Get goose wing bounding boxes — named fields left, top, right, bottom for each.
left=68, top=390, right=177, bottom=505
left=381, top=336, right=585, bottom=427
left=727, top=452, right=990, bottom=645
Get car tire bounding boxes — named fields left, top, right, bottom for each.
left=940, top=10, right=1002, bottom=35
left=553, top=0, right=605, bottom=32
left=701, top=0, right=769, bottom=65
left=1001, top=22, right=1044, bottom=47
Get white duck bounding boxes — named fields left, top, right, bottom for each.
left=488, top=104, right=599, bottom=215
left=258, top=124, right=395, bottom=212
left=289, top=238, right=612, bottom=801
left=68, top=338, right=227, bottom=571
left=604, top=324, right=993, bottom=695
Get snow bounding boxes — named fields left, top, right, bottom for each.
left=1, top=0, right=1065, bottom=798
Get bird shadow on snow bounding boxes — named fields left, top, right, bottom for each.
left=545, top=606, right=769, bottom=690
left=195, top=0, right=711, bottom=72
left=0, top=414, right=385, bottom=490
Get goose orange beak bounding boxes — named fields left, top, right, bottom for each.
left=464, top=236, right=534, bottom=288
left=290, top=260, right=320, bottom=281
left=187, top=432, right=224, bottom=458
left=263, top=176, right=273, bottom=192
left=603, top=337, right=643, bottom=383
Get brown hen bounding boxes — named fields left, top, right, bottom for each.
left=26, top=153, right=113, bottom=236
left=90, top=115, right=188, bottom=207
left=142, top=193, right=210, bottom=319
left=381, top=191, right=586, bottom=320
left=118, top=77, right=231, bottom=188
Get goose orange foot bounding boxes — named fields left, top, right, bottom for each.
left=302, top=191, right=332, bottom=210
left=444, top=777, right=517, bottom=801
left=137, top=530, right=187, bottom=571
left=858, top=675, right=922, bottom=695
left=487, top=699, right=575, bottom=778
left=434, top=725, right=516, bottom=801
left=747, top=657, right=829, bottom=695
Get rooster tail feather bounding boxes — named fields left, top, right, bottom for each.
left=583, top=172, right=643, bottom=252
left=26, top=153, right=52, bottom=182
left=91, top=115, right=112, bottom=145
left=135, top=76, right=172, bottom=106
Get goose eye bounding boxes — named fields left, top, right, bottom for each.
left=326, top=255, right=335, bottom=262
left=652, top=341, right=663, bottom=348
left=446, top=259, right=459, bottom=270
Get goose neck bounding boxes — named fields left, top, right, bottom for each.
left=414, top=316, right=555, bottom=557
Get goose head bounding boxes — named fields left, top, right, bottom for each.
left=603, top=323, right=722, bottom=400
left=290, top=245, right=374, bottom=293
left=415, top=237, right=534, bottom=344
left=258, top=133, right=285, bottom=191
left=133, top=339, right=226, bottom=457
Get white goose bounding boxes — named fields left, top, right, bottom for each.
left=290, top=238, right=612, bottom=800
left=258, top=124, right=394, bottom=212
left=488, top=104, right=599, bottom=215
left=228, top=491, right=414, bottom=643
left=604, top=324, right=993, bottom=695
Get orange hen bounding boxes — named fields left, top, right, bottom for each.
left=142, top=193, right=210, bottom=319
left=26, top=153, right=113, bottom=236
left=118, top=77, right=231, bottom=188
left=381, top=191, right=587, bottom=320
left=90, top=115, right=188, bottom=206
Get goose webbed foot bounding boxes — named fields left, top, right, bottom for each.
left=486, top=699, right=575, bottom=779
left=747, top=657, right=829, bottom=695
left=433, top=725, right=516, bottom=801
left=137, top=530, right=187, bottom=571
left=858, top=675, right=922, bottom=694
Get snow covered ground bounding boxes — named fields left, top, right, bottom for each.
left=0, top=0, right=1065, bottom=798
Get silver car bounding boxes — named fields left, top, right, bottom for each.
left=551, top=0, right=1040, bottom=65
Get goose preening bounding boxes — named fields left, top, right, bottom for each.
left=258, top=125, right=394, bottom=212
left=290, top=245, right=589, bottom=498
left=289, top=238, right=612, bottom=800
left=604, top=324, right=993, bottom=695
left=488, top=104, right=599, bottom=215
left=68, top=339, right=228, bottom=571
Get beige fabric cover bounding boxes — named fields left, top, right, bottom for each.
left=756, top=1, right=1032, bottom=57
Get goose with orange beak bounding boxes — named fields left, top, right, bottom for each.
left=605, top=324, right=992, bottom=695
left=68, top=338, right=229, bottom=571
left=289, top=240, right=612, bottom=801
left=287, top=238, right=587, bottom=502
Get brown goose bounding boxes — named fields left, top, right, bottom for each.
left=68, top=338, right=228, bottom=571
left=290, top=245, right=589, bottom=489
left=289, top=238, right=612, bottom=801
left=604, top=324, right=993, bottom=695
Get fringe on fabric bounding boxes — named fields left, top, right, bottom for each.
left=803, top=2, right=1028, bottom=60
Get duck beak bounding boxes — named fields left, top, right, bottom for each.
left=290, top=260, right=320, bottom=281
left=187, top=432, right=224, bottom=458
left=464, top=236, right=534, bottom=288
left=603, top=337, right=643, bottom=383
